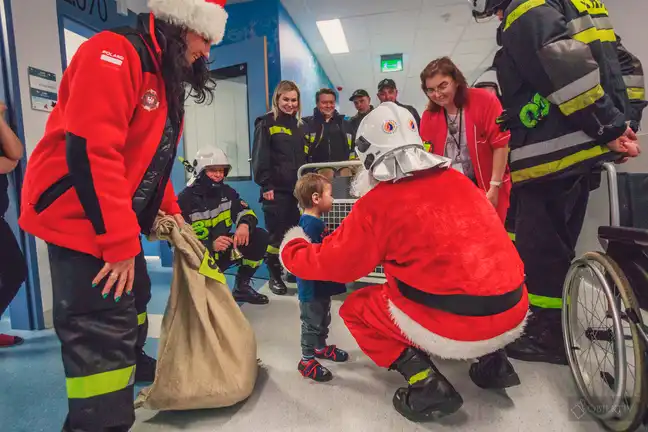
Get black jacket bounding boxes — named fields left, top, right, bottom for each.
left=178, top=174, right=257, bottom=249
left=394, top=101, right=421, bottom=129
left=303, top=109, right=355, bottom=163
left=251, top=111, right=308, bottom=195
left=349, top=106, right=374, bottom=140
left=616, top=40, right=647, bottom=132
left=496, top=0, right=629, bottom=186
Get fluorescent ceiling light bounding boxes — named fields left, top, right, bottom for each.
left=316, top=19, right=349, bottom=54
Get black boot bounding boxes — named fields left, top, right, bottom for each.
left=469, top=349, right=520, bottom=389
left=135, top=349, right=157, bottom=383
left=390, top=347, right=463, bottom=422
left=232, top=273, right=269, bottom=305
left=505, top=309, right=568, bottom=365
left=266, top=255, right=287, bottom=295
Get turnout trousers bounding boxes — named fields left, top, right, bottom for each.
left=48, top=243, right=151, bottom=432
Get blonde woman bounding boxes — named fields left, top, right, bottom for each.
left=252, top=80, right=308, bottom=295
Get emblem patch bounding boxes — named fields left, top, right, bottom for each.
left=383, top=120, right=398, bottom=134
left=141, top=89, right=159, bottom=112
left=408, top=119, right=416, bottom=131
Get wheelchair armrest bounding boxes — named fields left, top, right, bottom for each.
left=598, top=226, right=648, bottom=246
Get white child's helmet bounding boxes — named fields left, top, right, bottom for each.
left=355, top=102, right=450, bottom=182
left=187, top=146, right=232, bottom=186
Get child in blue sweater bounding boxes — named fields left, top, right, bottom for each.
left=293, top=173, right=349, bottom=382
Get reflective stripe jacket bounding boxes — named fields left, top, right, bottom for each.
left=303, top=109, right=356, bottom=163
left=177, top=175, right=257, bottom=249
left=616, top=40, right=647, bottom=131
left=251, top=111, right=308, bottom=194
left=495, top=0, right=629, bottom=185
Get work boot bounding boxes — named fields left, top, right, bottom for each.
left=390, top=347, right=463, bottom=422
left=232, top=273, right=269, bottom=305
left=505, top=310, right=568, bottom=365
left=469, top=349, right=521, bottom=389
left=266, top=255, right=287, bottom=295
left=135, top=349, right=157, bottom=383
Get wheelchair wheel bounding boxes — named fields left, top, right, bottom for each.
left=563, top=251, right=648, bottom=431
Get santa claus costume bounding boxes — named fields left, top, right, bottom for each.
left=280, top=102, right=529, bottom=422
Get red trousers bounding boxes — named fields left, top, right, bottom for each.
left=339, top=284, right=411, bottom=368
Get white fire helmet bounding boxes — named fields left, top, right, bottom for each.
left=355, top=102, right=450, bottom=182
left=187, top=146, right=232, bottom=186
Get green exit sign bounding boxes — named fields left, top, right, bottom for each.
left=381, top=54, right=403, bottom=73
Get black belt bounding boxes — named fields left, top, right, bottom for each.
left=396, top=279, right=524, bottom=317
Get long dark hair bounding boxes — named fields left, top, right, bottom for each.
left=154, top=19, right=216, bottom=123
left=419, top=56, right=469, bottom=113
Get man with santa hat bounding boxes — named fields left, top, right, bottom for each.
left=280, top=102, right=529, bottom=422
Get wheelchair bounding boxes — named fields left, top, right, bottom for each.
left=562, top=162, right=648, bottom=431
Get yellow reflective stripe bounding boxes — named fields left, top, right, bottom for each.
left=511, top=145, right=609, bottom=183
left=349, top=153, right=358, bottom=160
left=236, top=209, right=256, bottom=225
left=559, top=84, right=604, bottom=116
left=409, top=368, right=431, bottom=385
left=570, top=0, right=608, bottom=16
left=528, top=293, right=562, bottom=309
left=213, top=210, right=232, bottom=227
left=572, top=27, right=615, bottom=44
left=423, top=141, right=431, bottom=152
left=628, top=87, right=646, bottom=101
left=269, top=126, right=292, bottom=136
left=242, top=258, right=263, bottom=268
left=198, top=250, right=226, bottom=283
left=66, top=365, right=135, bottom=399
left=508, top=232, right=516, bottom=241
left=137, top=312, right=147, bottom=326
left=304, top=145, right=310, bottom=154
left=504, top=0, right=545, bottom=31
left=266, top=245, right=279, bottom=254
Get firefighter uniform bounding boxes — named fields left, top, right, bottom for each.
left=304, top=109, right=357, bottom=164
left=178, top=169, right=269, bottom=305
left=251, top=111, right=307, bottom=295
left=616, top=37, right=647, bottom=132
left=493, top=0, right=632, bottom=364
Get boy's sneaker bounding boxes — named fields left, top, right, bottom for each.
left=298, top=358, right=333, bottom=382
left=315, top=345, right=349, bottom=362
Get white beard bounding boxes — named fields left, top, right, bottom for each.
left=350, top=166, right=379, bottom=198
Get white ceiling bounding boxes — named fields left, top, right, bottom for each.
left=281, top=0, right=500, bottom=114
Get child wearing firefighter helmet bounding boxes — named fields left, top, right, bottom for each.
left=178, top=146, right=270, bottom=305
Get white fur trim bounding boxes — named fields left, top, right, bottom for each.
left=279, top=226, right=311, bottom=269
left=388, top=300, right=528, bottom=360
left=148, top=0, right=229, bottom=44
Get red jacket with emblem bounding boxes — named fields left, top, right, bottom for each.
left=420, top=88, right=511, bottom=222
left=280, top=168, right=528, bottom=359
left=19, top=17, right=182, bottom=263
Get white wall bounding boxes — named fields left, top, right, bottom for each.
left=12, top=0, right=63, bottom=327
left=63, top=29, right=89, bottom=68
left=183, top=78, right=251, bottom=179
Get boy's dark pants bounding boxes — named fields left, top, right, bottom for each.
left=300, top=297, right=332, bottom=357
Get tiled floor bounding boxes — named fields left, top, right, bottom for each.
left=0, top=259, right=625, bottom=432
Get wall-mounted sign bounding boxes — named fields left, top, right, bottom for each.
left=62, top=0, right=109, bottom=22
left=28, top=67, right=58, bottom=113
left=381, top=54, right=403, bottom=73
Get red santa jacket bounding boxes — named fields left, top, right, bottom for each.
left=19, top=16, right=182, bottom=264
left=280, top=168, right=528, bottom=359
left=420, top=88, right=511, bottom=222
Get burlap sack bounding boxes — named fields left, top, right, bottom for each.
left=134, top=215, right=258, bottom=411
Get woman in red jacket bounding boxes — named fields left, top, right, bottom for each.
left=19, top=1, right=228, bottom=431
left=419, top=57, right=511, bottom=222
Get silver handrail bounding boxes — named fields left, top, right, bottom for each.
left=297, top=161, right=363, bottom=178
left=602, top=162, right=620, bottom=227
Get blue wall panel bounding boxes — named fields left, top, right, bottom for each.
left=277, top=4, right=336, bottom=116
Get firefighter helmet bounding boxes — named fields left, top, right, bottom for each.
left=469, top=0, right=512, bottom=20
left=187, top=146, right=232, bottom=186
left=355, top=102, right=450, bottom=182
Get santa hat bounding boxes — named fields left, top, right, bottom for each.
left=148, top=0, right=229, bottom=45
